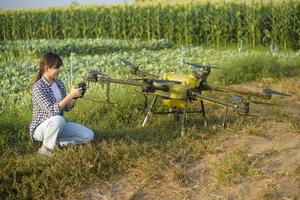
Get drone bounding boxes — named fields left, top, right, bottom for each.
left=86, top=58, right=291, bottom=135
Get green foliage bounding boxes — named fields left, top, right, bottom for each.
left=214, top=52, right=300, bottom=84
left=0, top=38, right=173, bottom=59
left=1, top=2, right=300, bottom=49
left=1, top=39, right=300, bottom=97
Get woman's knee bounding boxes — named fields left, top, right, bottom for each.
left=50, top=115, right=65, bottom=129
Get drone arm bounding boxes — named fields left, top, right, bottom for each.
left=192, top=92, right=243, bottom=128
left=209, top=86, right=272, bottom=99
left=192, top=92, right=237, bottom=109
left=88, top=76, right=144, bottom=87
left=87, top=75, right=167, bottom=93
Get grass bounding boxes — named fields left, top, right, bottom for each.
left=213, top=52, right=300, bottom=85
left=1, top=41, right=300, bottom=199
left=214, top=149, right=256, bottom=186
left=245, top=122, right=266, bottom=137
left=0, top=96, right=216, bottom=199
left=294, top=166, right=300, bottom=176
left=288, top=115, right=300, bottom=132
left=259, top=179, right=282, bottom=200
left=0, top=87, right=295, bottom=199
left=261, top=190, right=281, bottom=200
left=0, top=88, right=240, bottom=199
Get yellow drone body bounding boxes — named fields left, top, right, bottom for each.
left=153, top=84, right=188, bottom=108
left=153, top=72, right=200, bottom=108
left=153, top=83, right=188, bottom=99
left=162, top=99, right=186, bottom=108
left=162, top=72, right=200, bottom=88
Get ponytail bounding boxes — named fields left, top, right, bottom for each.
left=33, top=69, right=43, bottom=84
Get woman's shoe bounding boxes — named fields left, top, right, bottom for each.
left=38, top=146, right=53, bottom=157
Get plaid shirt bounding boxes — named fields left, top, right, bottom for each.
left=29, top=76, right=73, bottom=135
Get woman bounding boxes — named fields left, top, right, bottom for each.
left=29, top=52, right=94, bottom=157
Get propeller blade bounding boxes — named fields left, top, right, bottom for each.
left=231, top=95, right=283, bottom=106
left=118, top=57, right=139, bottom=73
left=184, top=61, right=222, bottom=69
left=88, top=70, right=109, bottom=78
left=183, top=61, right=206, bottom=68
left=118, top=58, right=159, bottom=79
left=211, top=86, right=272, bottom=99
left=152, top=79, right=182, bottom=84
left=129, top=78, right=181, bottom=84
left=129, top=78, right=146, bottom=81
left=118, top=57, right=137, bottom=68
left=263, top=88, right=291, bottom=97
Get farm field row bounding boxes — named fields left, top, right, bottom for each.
left=1, top=38, right=300, bottom=97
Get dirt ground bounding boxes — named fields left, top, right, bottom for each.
left=82, top=78, right=300, bottom=200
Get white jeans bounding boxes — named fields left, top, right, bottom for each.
left=33, top=115, right=94, bottom=150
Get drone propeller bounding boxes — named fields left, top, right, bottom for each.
left=262, top=88, right=291, bottom=97
left=211, top=86, right=291, bottom=100
left=153, top=79, right=181, bottom=84
left=87, top=70, right=110, bottom=83
left=118, top=57, right=158, bottom=79
left=129, top=78, right=181, bottom=84
left=231, top=95, right=283, bottom=106
left=118, top=57, right=138, bottom=69
left=88, top=70, right=109, bottom=78
left=183, top=61, right=221, bottom=69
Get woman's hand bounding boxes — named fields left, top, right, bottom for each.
left=69, top=86, right=83, bottom=99
left=58, top=86, right=83, bottom=111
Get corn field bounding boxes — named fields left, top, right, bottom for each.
left=1, top=2, right=300, bottom=49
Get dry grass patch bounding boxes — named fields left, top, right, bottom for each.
left=287, top=115, right=300, bottom=132
left=164, top=164, right=190, bottom=184
left=245, top=123, right=265, bottom=137
left=214, top=149, right=256, bottom=186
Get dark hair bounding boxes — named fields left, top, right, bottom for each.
left=33, top=52, right=63, bottom=84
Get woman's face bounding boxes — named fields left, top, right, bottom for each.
left=44, top=65, right=61, bottom=79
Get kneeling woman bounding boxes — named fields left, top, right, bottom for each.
left=29, top=52, right=94, bottom=156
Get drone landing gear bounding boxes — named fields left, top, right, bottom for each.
left=222, top=106, right=229, bottom=128
left=105, top=82, right=110, bottom=104
left=200, top=100, right=207, bottom=127
left=142, top=96, right=158, bottom=127
left=142, top=97, right=207, bottom=136
left=180, top=100, right=188, bottom=136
